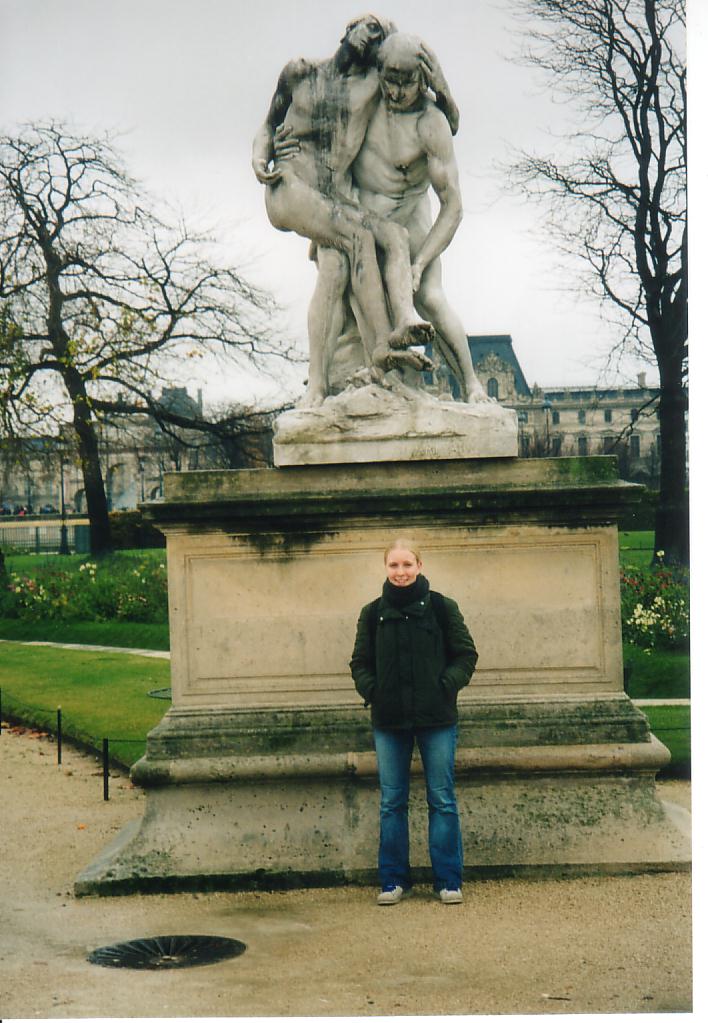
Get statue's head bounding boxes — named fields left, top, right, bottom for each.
left=341, top=14, right=397, bottom=65
left=377, top=33, right=426, bottom=112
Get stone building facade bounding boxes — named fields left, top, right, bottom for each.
left=0, top=387, right=273, bottom=516
left=433, top=335, right=660, bottom=486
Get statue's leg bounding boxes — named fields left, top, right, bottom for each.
left=302, top=247, right=350, bottom=406
left=266, top=177, right=392, bottom=348
left=415, top=262, right=487, bottom=402
left=402, top=200, right=487, bottom=402
left=365, top=216, right=434, bottom=351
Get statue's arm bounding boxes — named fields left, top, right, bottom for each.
left=419, top=42, right=460, bottom=136
left=411, top=112, right=463, bottom=290
left=252, top=63, right=299, bottom=184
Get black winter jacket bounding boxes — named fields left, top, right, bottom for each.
left=350, top=586, right=478, bottom=729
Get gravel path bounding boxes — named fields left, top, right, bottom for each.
left=0, top=724, right=692, bottom=1018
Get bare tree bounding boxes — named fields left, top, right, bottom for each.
left=0, top=123, right=295, bottom=554
left=507, top=0, right=687, bottom=563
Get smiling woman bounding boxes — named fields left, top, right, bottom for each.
left=384, top=537, right=423, bottom=586
left=350, top=536, right=478, bottom=906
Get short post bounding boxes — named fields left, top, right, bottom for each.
left=0, top=686, right=3, bottom=734
left=59, top=456, right=70, bottom=556
left=57, top=706, right=62, bottom=765
left=102, top=738, right=110, bottom=801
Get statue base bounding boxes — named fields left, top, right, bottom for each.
left=75, top=704, right=689, bottom=896
left=273, top=380, right=518, bottom=466
left=75, top=458, right=690, bottom=895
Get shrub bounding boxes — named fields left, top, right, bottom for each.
left=618, top=489, right=658, bottom=532
left=621, top=555, right=689, bottom=651
left=109, top=510, right=165, bottom=550
left=0, top=554, right=168, bottom=624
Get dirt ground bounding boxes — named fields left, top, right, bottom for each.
left=0, top=724, right=693, bottom=1019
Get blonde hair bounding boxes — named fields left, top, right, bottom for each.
left=383, top=537, right=422, bottom=564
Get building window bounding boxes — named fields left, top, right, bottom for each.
left=552, top=410, right=560, bottom=425
left=603, top=435, right=614, bottom=454
left=487, top=377, right=499, bottom=399
left=630, top=434, right=640, bottom=458
left=631, top=408, right=639, bottom=422
left=578, top=409, right=586, bottom=424
left=604, top=408, right=613, bottom=423
left=551, top=436, right=562, bottom=456
left=578, top=435, right=588, bottom=456
left=517, top=410, right=528, bottom=424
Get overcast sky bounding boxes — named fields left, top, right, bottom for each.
left=1, top=0, right=685, bottom=407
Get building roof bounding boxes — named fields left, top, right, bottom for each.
left=156, top=386, right=201, bottom=419
left=541, top=386, right=659, bottom=402
left=467, top=335, right=532, bottom=397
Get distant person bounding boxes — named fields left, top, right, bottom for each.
left=350, top=537, right=477, bottom=905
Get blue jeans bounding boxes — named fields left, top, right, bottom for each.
left=373, top=724, right=463, bottom=891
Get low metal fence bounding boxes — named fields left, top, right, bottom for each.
left=0, top=688, right=145, bottom=800
left=0, top=518, right=91, bottom=554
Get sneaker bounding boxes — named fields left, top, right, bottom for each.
left=438, top=887, right=463, bottom=904
left=377, top=884, right=408, bottom=906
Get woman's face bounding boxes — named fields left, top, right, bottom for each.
left=385, top=547, right=422, bottom=587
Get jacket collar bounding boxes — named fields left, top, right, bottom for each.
left=380, top=592, right=430, bottom=620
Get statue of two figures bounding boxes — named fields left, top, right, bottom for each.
left=253, top=14, right=518, bottom=461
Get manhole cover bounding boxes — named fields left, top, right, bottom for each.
left=87, top=935, right=247, bottom=970
left=147, top=687, right=172, bottom=700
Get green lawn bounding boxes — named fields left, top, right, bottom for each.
left=641, top=704, right=691, bottom=778
left=619, top=530, right=655, bottom=568
left=0, top=641, right=169, bottom=767
left=0, top=618, right=169, bottom=649
left=623, top=643, right=690, bottom=700
left=4, top=548, right=166, bottom=573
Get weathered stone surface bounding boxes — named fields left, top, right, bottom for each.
left=127, top=698, right=651, bottom=765
left=76, top=732, right=688, bottom=895
left=152, top=456, right=640, bottom=532
left=273, top=380, right=519, bottom=465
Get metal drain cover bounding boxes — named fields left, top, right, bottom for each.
left=88, top=934, right=247, bottom=969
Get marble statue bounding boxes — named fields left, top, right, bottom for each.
left=253, top=15, right=518, bottom=463
left=304, top=31, right=487, bottom=403
left=252, top=17, right=480, bottom=397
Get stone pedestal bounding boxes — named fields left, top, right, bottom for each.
left=273, top=380, right=519, bottom=465
left=76, top=457, right=690, bottom=895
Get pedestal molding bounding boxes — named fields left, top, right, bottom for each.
left=132, top=734, right=670, bottom=788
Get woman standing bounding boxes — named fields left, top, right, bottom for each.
left=350, top=538, right=478, bottom=905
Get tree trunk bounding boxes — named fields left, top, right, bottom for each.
left=654, top=361, right=688, bottom=565
left=63, top=369, right=113, bottom=556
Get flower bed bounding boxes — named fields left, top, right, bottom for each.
left=621, top=554, right=689, bottom=651
left=0, top=553, right=168, bottom=624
